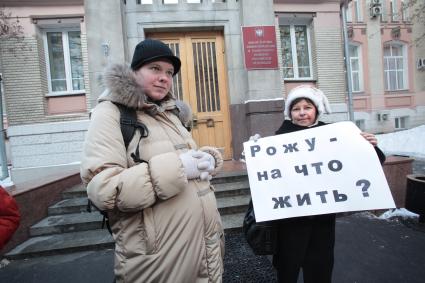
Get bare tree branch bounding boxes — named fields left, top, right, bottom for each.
left=0, top=7, right=23, bottom=40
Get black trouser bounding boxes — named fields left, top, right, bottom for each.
left=273, top=214, right=336, bottom=283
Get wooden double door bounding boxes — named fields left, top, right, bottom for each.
left=148, top=32, right=232, bottom=159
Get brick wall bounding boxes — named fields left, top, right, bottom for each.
left=315, top=28, right=347, bottom=104
left=1, top=37, right=46, bottom=125
left=0, top=36, right=89, bottom=127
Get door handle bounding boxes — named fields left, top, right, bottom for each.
left=192, top=116, right=214, bottom=128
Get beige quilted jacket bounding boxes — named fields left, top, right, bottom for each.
left=81, top=64, right=224, bottom=283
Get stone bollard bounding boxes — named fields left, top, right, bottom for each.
left=405, top=174, right=425, bottom=223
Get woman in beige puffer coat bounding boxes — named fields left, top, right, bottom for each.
left=81, top=39, right=224, bottom=283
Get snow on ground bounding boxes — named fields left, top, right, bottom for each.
left=373, top=125, right=425, bottom=221
left=0, top=176, right=13, bottom=188
left=0, top=167, right=14, bottom=188
left=355, top=209, right=419, bottom=221
left=378, top=208, right=419, bottom=220
left=376, top=125, right=425, bottom=159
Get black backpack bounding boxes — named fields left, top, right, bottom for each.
left=114, top=102, right=149, bottom=164
left=87, top=102, right=187, bottom=234
left=87, top=102, right=149, bottom=234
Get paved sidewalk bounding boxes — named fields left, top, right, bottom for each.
left=1, top=213, right=424, bottom=283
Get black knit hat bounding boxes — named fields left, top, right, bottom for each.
left=130, top=38, right=181, bottom=76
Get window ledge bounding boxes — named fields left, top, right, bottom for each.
left=384, top=89, right=410, bottom=95
left=46, top=112, right=88, bottom=118
left=349, top=22, right=366, bottom=26
left=46, top=91, right=85, bottom=97
left=284, top=78, right=316, bottom=82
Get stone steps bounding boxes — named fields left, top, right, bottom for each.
left=32, top=194, right=249, bottom=238
left=214, top=180, right=250, bottom=198
left=49, top=181, right=251, bottom=216
left=217, top=194, right=251, bottom=215
left=6, top=212, right=246, bottom=260
left=6, top=171, right=250, bottom=259
left=48, top=198, right=91, bottom=215
left=30, top=212, right=104, bottom=237
left=61, top=183, right=86, bottom=199
left=5, top=229, right=114, bottom=259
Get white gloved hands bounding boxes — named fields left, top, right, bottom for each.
left=179, top=150, right=215, bottom=181
left=194, top=151, right=215, bottom=181
left=249, top=133, right=261, bottom=142
left=179, top=150, right=201, bottom=180
left=241, top=134, right=261, bottom=160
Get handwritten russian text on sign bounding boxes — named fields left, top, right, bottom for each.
left=243, top=122, right=395, bottom=222
left=242, top=26, right=278, bottom=70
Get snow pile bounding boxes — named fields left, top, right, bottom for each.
left=376, top=125, right=425, bottom=159
left=378, top=208, right=419, bottom=220
left=0, top=259, right=11, bottom=269
left=0, top=176, right=14, bottom=188
left=0, top=167, right=14, bottom=189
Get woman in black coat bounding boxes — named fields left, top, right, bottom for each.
left=272, top=85, right=385, bottom=283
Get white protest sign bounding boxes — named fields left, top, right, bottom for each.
left=243, top=121, right=395, bottom=222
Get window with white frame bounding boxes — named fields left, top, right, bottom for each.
left=353, top=0, right=363, bottom=22
left=401, top=0, right=410, bottom=21
left=349, top=44, right=363, bottom=92
left=383, top=43, right=407, bottom=91
left=354, top=0, right=363, bottom=22
left=346, top=2, right=353, bottom=22
left=381, top=0, right=388, bottom=21
left=346, top=0, right=362, bottom=22
left=395, top=116, right=407, bottom=129
left=390, top=0, right=399, bottom=21
left=279, top=23, right=313, bottom=80
left=43, top=29, right=85, bottom=95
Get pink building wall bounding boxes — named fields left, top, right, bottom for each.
left=3, top=4, right=87, bottom=120
left=5, top=6, right=85, bottom=36
left=346, top=0, right=424, bottom=132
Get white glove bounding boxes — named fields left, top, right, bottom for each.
left=179, top=150, right=202, bottom=180
left=179, top=150, right=215, bottom=181
left=194, top=151, right=215, bottom=181
left=249, top=133, right=261, bottom=142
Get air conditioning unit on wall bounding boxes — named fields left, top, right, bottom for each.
left=370, top=0, right=382, bottom=18
left=377, top=111, right=390, bottom=122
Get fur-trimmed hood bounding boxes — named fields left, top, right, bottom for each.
left=99, top=64, right=192, bottom=129
left=99, top=63, right=174, bottom=110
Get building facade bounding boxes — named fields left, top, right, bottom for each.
left=346, top=0, right=425, bottom=133
left=86, top=0, right=348, bottom=160
left=0, top=0, right=89, bottom=179
left=0, top=0, right=352, bottom=178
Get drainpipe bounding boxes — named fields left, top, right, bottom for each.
left=0, top=74, right=9, bottom=180
left=341, top=0, right=355, bottom=122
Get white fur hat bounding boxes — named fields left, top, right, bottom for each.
left=284, top=85, right=332, bottom=119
